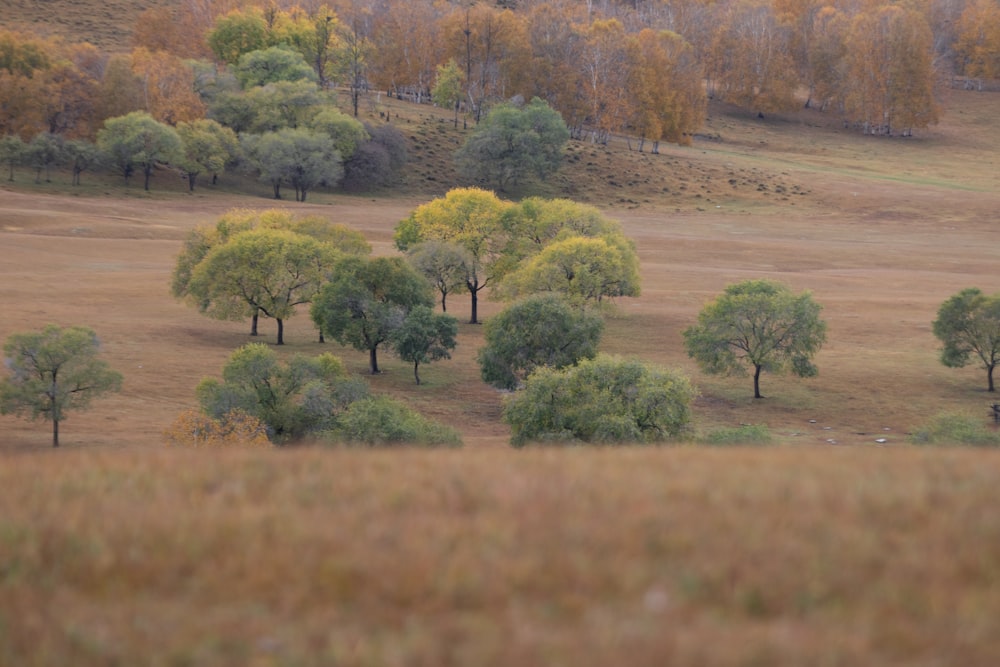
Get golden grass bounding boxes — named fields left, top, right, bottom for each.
left=2, top=446, right=1000, bottom=665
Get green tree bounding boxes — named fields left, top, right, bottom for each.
left=477, top=293, right=604, bottom=390
left=96, top=111, right=182, bottom=191
left=242, top=127, right=342, bottom=201
left=405, top=240, right=473, bottom=313
left=243, top=80, right=325, bottom=133
left=0, top=134, right=26, bottom=181
left=234, top=46, right=318, bottom=89
left=63, top=139, right=102, bottom=186
left=308, top=108, right=367, bottom=160
left=933, top=287, right=1000, bottom=392
left=171, top=209, right=370, bottom=338
left=176, top=119, right=240, bottom=192
left=25, top=132, right=64, bottom=184
left=683, top=279, right=827, bottom=399
left=196, top=342, right=353, bottom=442
left=502, top=355, right=695, bottom=446
left=0, top=325, right=123, bottom=447
left=455, top=97, right=569, bottom=190
left=500, top=234, right=641, bottom=306
left=311, top=256, right=434, bottom=374
left=392, top=305, right=458, bottom=385
left=188, top=228, right=340, bottom=345
left=335, top=395, right=461, bottom=446
left=395, top=187, right=515, bottom=324
left=432, top=58, right=465, bottom=128
left=207, top=8, right=270, bottom=65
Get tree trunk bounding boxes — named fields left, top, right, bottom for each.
left=144, top=163, right=153, bottom=191
left=250, top=311, right=259, bottom=336
left=753, top=364, right=763, bottom=399
left=276, top=318, right=284, bottom=345
left=369, top=347, right=380, bottom=374
left=52, top=417, right=59, bottom=447
left=989, top=364, right=995, bottom=392
left=188, top=173, right=197, bottom=192
left=414, top=361, right=421, bottom=385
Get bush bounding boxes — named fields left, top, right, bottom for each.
left=164, top=409, right=272, bottom=448
left=703, top=424, right=772, bottom=446
left=332, top=395, right=462, bottom=447
left=503, top=354, right=695, bottom=446
left=910, top=411, right=1000, bottom=446
left=341, top=122, right=407, bottom=191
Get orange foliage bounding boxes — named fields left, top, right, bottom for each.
left=164, top=408, right=272, bottom=448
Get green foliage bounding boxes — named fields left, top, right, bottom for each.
left=395, top=187, right=515, bottom=323
left=684, top=280, right=827, bottom=399
left=333, top=395, right=462, bottom=447
left=63, top=139, right=102, bottom=186
left=234, top=46, right=318, bottom=89
left=208, top=9, right=270, bottom=65
left=500, top=234, right=641, bottom=306
left=96, top=111, right=182, bottom=190
left=188, top=228, right=340, bottom=344
left=0, top=134, right=26, bottom=181
left=933, top=287, right=1000, bottom=391
left=25, top=132, right=64, bottom=183
left=703, top=424, right=773, bottom=446
left=242, top=127, right=343, bottom=201
left=405, top=240, right=472, bottom=313
left=477, top=293, right=603, bottom=390
left=910, top=411, right=1000, bottom=447
left=311, top=255, right=435, bottom=374
left=196, top=343, right=353, bottom=442
left=391, top=305, right=459, bottom=384
left=0, top=324, right=123, bottom=447
left=308, top=108, right=367, bottom=160
left=432, top=58, right=464, bottom=126
left=456, top=97, right=569, bottom=190
left=503, top=354, right=695, bottom=446
left=176, top=119, right=240, bottom=191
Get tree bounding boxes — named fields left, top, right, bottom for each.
left=129, top=47, right=206, bottom=125
left=208, top=8, right=270, bottom=65
left=395, top=187, right=515, bottom=324
left=233, top=46, right=318, bottom=89
left=432, top=58, right=465, bottom=128
left=96, top=111, right=182, bottom=191
left=933, top=288, right=1000, bottom=392
left=954, top=0, right=1000, bottom=84
left=392, top=305, right=458, bottom=385
left=0, top=134, right=25, bottom=181
left=406, top=240, right=473, bottom=313
left=242, top=127, right=342, bottom=201
left=500, top=234, right=641, bottom=307
left=341, top=122, right=407, bottom=191
left=335, top=13, right=374, bottom=117
left=176, top=119, right=240, bottom=191
left=195, top=343, right=352, bottom=442
left=477, top=293, right=604, bottom=390
left=24, top=132, right=64, bottom=184
left=455, top=97, right=569, bottom=191
left=502, top=355, right=695, bottom=446
left=188, top=228, right=340, bottom=345
left=311, top=255, right=435, bottom=374
left=308, top=108, right=367, bottom=160
left=63, top=139, right=102, bottom=186
left=0, top=325, right=123, bottom=447
left=684, top=280, right=827, bottom=399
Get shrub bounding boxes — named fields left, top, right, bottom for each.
left=164, top=409, right=272, bottom=448
left=910, top=411, right=1000, bottom=446
left=503, top=354, right=695, bottom=446
left=332, top=395, right=461, bottom=447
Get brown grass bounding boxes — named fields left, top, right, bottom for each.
left=3, top=62, right=1000, bottom=662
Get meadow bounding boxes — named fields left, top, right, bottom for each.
left=2, top=79, right=1000, bottom=663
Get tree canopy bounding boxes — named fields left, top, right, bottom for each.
left=0, top=324, right=123, bottom=447
left=683, top=280, right=827, bottom=399
left=502, top=355, right=695, bottom=446
left=391, top=305, right=459, bottom=385
left=311, top=255, right=435, bottom=374
left=96, top=111, right=182, bottom=190
left=933, top=287, right=1000, bottom=392
left=477, top=293, right=604, bottom=390
left=455, top=97, right=569, bottom=191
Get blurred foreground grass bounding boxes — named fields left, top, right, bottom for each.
left=2, top=445, right=999, bottom=666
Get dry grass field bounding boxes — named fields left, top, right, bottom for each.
left=2, top=55, right=1000, bottom=663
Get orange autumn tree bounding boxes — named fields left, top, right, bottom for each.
left=954, top=0, right=1000, bottom=86
left=130, top=47, right=206, bottom=125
